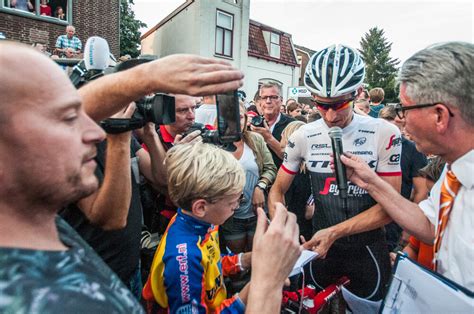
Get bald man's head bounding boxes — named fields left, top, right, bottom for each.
left=0, top=42, right=78, bottom=124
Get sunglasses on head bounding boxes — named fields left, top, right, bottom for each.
left=313, top=98, right=354, bottom=111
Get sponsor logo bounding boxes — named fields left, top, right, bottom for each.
left=311, top=143, right=330, bottom=150
left=311, top=152, right=331, bottom=156
left=308, top=160, right=331, bottom=168
left=386, top=135, right=402, bottom=150
left=307, top=132, right=322, bottom=138
left=367, top=160, right=377, bottom=168
left=206, top=276, right=222, bottom=300
left=348, top=150, right=374, bottom=156
left=287, top=140, right=295, bottom=149
left=283, top=152, right=288, bottom=162
left=353, top=137, right=367, bottom=146
left=358, top=129, right=375, bottom=134
left=176, top=243, right=190, bottom=303
left=319, top=177, right=369, bottom=196
left=389, top=154, right=401, bottom=163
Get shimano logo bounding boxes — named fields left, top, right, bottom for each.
left=358, top=129, right=375, bottom=134
left=348, top=150, right=373, bottom=156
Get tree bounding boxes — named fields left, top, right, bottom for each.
left=359, top=27, right=400, bottom=103
left=120, top=0, right=147, bottom=58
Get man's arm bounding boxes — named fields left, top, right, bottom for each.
left=250, top=123, right=284, bottom=159
left=76, top=133, right=132, bottom=230
left=268, top=169, right=296, bottom=219
left=303, top=175, right=399, bottom=257
left=75, top=105, right=136, bottom=230
left=247, top=206, right=301, bottom=314
left=341, top=154, right=435, bottom=243
left=79, top=54, right=244, bottom=122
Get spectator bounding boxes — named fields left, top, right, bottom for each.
left=270, top=44, right=401, bottom=302
left=54, top=5, right=65, bottom=20
left=378, top=105, right=428, bottom=252
left=55, top=25, right=82, bottom=57
left=0, top=42, right=245, bottom=312
left=341, top=42, right=474, bottom=290
left=250, top=82, right=295, bottom=168
left=221, top=103, right=277, bottom=253
left=142, top=143, right=251, bottom=313
left=10, top=0, right=33, bottom=12
left=286, top=101, right=302, bottom=118
left=368, top=87, right=385, bottom=118
left=280, top=120, right=313, bottom=241
left=354, top=98, right=370, bottom=115
left=194, top=95, right=216, bottom=126
left=356, top=88, right=370, bottom=101
left=39, top=0, right=51, bottom=16
left=307, top=111, right=322, bottom=123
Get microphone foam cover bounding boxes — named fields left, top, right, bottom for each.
left=84, top=36, right=110, bottom=71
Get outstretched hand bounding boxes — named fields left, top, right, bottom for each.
left=251, top=204, right=302, bottom=288
left=147, top=54, right=244, bottom=96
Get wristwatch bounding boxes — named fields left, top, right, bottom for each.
left=256, top=181, right=267, bottom=191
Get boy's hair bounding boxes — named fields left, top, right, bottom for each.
left=286, top=102, right=300, bottom=113
left=165, top=143, right=245, bottom=211
left=369, top=87, right=385, bottom=103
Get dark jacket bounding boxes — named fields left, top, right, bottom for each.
left=269, top=113, right=295, bottom=168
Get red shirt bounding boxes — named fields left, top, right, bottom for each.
left=40, top=5, right=51, bottom=16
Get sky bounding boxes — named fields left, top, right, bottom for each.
left=132, top=0, right=473, bottom=63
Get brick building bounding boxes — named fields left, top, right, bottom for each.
left=0, top=1, right=120, bottom=56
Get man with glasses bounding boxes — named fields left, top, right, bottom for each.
left=269, top=44, right=402, bottom=302
left=250, top=82, right=295, bottom=169
left=341, top=42, right=474, bottom=291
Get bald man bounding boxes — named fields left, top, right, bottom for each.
left=0, top=42, right=244, bottom=312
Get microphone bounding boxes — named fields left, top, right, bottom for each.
left=83, top=36, right=110, bottom=79
left=328, top=127, right=348, bottom=209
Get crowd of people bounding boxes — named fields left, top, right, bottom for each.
left=9, top=0, right=66, bottom=19
left=0, top=26, right=472, bottom=313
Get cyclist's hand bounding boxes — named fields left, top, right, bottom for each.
left=302, top=228, right=337, bottom=259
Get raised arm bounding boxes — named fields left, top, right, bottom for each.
left=80, top=54, right=244, bottom=122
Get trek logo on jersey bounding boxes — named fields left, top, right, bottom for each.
left=287, top=140, right=295, bottom=149
left=385, top=135, right=402, bottom=150
left=311, top=143, right=330, bottom=150
left=176, top=243, right=191, bottom=303
left=353, top=137, right=367, bottom=146
left=319, top=177, right=368, bottom=196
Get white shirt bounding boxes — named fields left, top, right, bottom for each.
left=268, top=113, right=281, bottom=133
left=419, top=149, right=474, bottom=290
left=195, top=104, right=217, bottom=126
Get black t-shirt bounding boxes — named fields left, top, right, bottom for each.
left=400, top=137, right=428, bottom=199
left=270, top=114, right=295, bottom=169
left=60, top=137, right=143, bottom=285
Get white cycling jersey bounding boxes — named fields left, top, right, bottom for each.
left=282, top=113, right=402, bottom=243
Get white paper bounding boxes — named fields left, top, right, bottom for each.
left=289, top=250, right=318, bottom=277
left=341, top=286, right=381, bottom=314
left=381, top=256, right=474, bottom=313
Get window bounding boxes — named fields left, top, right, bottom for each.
left=215, top=10, right=233, bottom=58
left=1, top=0, right=71, bottom=24
left=269, top=32, right=280, bottom=59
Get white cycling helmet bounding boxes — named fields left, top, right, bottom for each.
left=304, top=44, right=365, bottom=98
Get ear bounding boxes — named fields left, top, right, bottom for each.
left=434, top=104, right=451, bottom=134
left=191, top=198, right=207, bottom=219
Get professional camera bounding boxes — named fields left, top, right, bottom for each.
left=250, top=115, right=265, bottom=127
left=100, top=93, right=176, bottom=134
left=182, top=123, right=219, bottom=144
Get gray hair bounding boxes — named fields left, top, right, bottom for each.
left=259, top=81, right=282, bottom=96
left=398, top=41, right=474, bottom=125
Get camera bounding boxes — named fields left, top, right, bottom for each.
left=182, top=123, right=237, bottom=152
left=250, top=115, right=265, bottom=128
left=100, top=94, right=175, bottom=134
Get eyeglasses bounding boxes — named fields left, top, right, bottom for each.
left=313, top=99, right=353, bottom=112
left=394, top=102, right=454, bottom=119
left=261, top=95, right=281, bottom=101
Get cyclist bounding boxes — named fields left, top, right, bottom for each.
left=269, top=44, right=402, bottom=301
